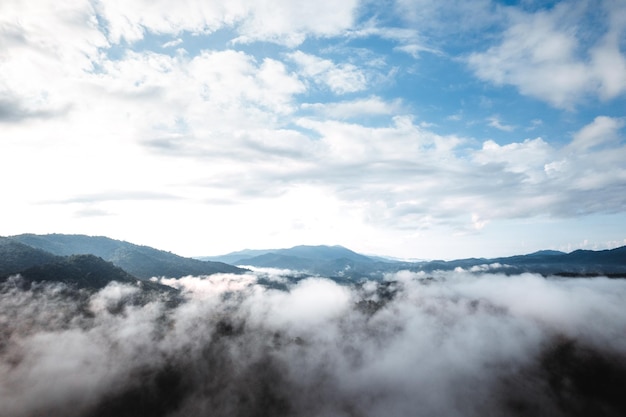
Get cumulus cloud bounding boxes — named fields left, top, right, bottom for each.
left=473, top=137, right=554, bottom=182
left=2, top=272, right=626, bottom=417
left=467, top=0, right=626, bottom=108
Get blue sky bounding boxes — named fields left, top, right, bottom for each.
left=1, top=0, right=625, bottom=259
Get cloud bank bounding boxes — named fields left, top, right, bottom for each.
left=2, top=271, right=626, bottom=417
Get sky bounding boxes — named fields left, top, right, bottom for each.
left=1, top=0, right=625, bottom=260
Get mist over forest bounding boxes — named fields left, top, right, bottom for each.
left=2, top=268, right=626, bottom=417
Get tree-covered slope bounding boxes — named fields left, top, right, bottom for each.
left=0, top=237, right=60, bottom=275
left=9, top=234, right=246, bottom=279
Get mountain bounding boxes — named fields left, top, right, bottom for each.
left=198, top=248, right=277, bottom=265
left=200, top=244, right=387, bottom=277
left=9, top=254, right=132, bottom=288
left=1, top=254, right=178, bottom=303
left=201, top=244, right=626, bottom=278
left=0, top=237, right=60, bottom=276
left=5, top=234, right=626, bottom=281
left=271, top=245, right=374, bottom=263
left=526, top=250, right=567, bottom=257
left=206, top=245, right=372, bottom=263
left=8, top=234, right=246, bottom=279
left=407, top=246, right=626, bottom=276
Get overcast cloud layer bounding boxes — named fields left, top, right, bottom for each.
left=1, top=0, right=625, bottom=258
left=2, top=271, right=626, bottom=417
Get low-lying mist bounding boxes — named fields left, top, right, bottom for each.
left=2, top=269, right=626, bottom=417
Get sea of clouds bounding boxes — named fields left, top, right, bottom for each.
left=2, top=269, right=626, bottom=417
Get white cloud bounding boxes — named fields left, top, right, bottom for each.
left=394, top=43, right=442, bottom=58
left=162, top=38, right=183, bottom=48
left=487, top=115, right=515, bottom=132
left=569, top=115, right=625, bottom=151
left=96, top=0, right=359, bottom=46
left=287, top=51, right=368, bottom=94
left=0, top=0, right=108, bottom=121
left=283, top=115, right=626, bottom=236
left=473, top=137, right=553, bottom=180
left=589, top=0, right=626, bottom=100
left=301, top=96, right=401, bottom=119
left=467, top=1, right=626, bottom=108
left=345, top=25, right=441, bottom=58
left=235, top=0, right=359, bottom=46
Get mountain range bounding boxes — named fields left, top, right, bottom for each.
left=1, top=234, right=625, bottom=292
left=199, top=244, right=377, bottom=276
left=204, top=244, right=626, bottom=278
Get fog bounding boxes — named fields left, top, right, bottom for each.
left=2, top=270, right=626, bottom=417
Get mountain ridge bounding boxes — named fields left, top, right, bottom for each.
left=7, top=234, right=247, bottom=279
left=202, top=244, right=626, bottom=278
left=3, top=234, right=626, bottom=280
left=0, top=253, right=179, bottom=306
left=200, top=244, right=376, bottom=277
left=0, top=237, right=61, bottom=275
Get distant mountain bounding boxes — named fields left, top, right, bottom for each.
left=201, top=244, right=626, bottom=278
left=272, top=245, right=374, bottom=263
left=8, top=234, right=246, bottom=279
left=200, top=244, right=385, bottom=277
left=198, top=248, right=277, bottom=265
left=205, top=245, right=373, bottom=264
left=526, top=250, right=567, bottom=257
left=408, top=246, right=626, bottom=276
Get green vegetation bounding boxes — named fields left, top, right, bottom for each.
left=0, top=237, right=59, bottom=275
